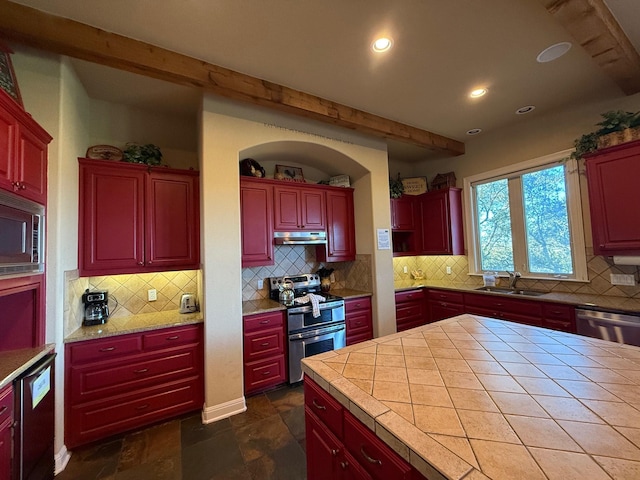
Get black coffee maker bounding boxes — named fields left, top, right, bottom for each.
left=82, top=289, right=109, bottom=326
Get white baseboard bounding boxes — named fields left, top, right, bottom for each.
left=201, top=396, right=246, bottom=424
left=55, top=444, right=72, bottom=474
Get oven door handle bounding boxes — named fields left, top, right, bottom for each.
left=289, top=324, right=345, bottom=341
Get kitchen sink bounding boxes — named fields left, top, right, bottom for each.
left=474, top=286, right=546, bottom=297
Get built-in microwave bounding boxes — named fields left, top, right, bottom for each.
left=0, top=189, right=44, bottom=276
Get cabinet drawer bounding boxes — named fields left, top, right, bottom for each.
left=143, top=325, right=201, bottom=350
left=346, top=311, right=373, bottom=335
left=68, top=335, right=142, bottom=364
left=0, top=386, right=12, bottom=425
left=395, top=289, right=424, bottom=304
left=244, top=328, right=285, bottom=360
left=304, top=376, right=344, bottom=438
left=244, top=311, right=284, bottom=333
left=69, top=346, right=201, bottom=404
left=343, top=413, right=412, bottom=480
left=427, top=289, right=464, bottom=304
left=396, top=303, right=424, bottom=321
left=345, top=296, right=372, bottom=314
left=244, top=356, right=287, bottom=394
left=542, top=303, right=574, bottom=321
left=464, top=293, right=542, bottom=316
left=67, top=377, right=202, bottom=448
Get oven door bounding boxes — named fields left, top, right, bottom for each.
left=288, top=323, right=346, bottom=384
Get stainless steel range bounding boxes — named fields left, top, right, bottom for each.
left=269, top=274, right=346, bottom=383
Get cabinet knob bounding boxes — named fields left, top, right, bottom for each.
left=20, top=183, right=26, bottom=190
left=331, top=449, right=339, bottom=457
left=148, top=260, right=153, bottom=264
left=340, top=461, right=349, bottom=469
left=138, top=262, right=144, bottom=266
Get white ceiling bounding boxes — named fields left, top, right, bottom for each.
left=11, top=0, right=640, bottom=161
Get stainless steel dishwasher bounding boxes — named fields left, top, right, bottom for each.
left=576, top=307, right=640, bottom=347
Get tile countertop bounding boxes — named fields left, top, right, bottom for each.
left=242, top=288, right=372, bottom=316
left=395, top=279, right=640, bottom=314
left=65, top=309, right=204, bottom=343
left=0, top=344, right=55, bottom=389
left=302, top=314, right=640, bottom=480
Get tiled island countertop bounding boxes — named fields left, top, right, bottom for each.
left=302, top=314, right=640, bottom=480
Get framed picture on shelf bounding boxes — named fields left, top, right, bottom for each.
left=275, top=164, right=305, bottom=182
left=401, top=176, right=428, bottom=195
left=0, top=42, right=22, bottom=107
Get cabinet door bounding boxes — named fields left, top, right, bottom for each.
left=586, top=142, right=640, bottom=255
left=79, top=161, right=145, bottom=275
left=301, top=187, right=326, bottom=230
left=0, top=418, right=10, bottom=480
left=417, top=188, right=464, bottom=255
left=0, top=103, right=15, bottom=193
left=241, top=180, right=274, bottom=267
left=318, top=189, right=355, bottom=262
left=345, top=297, right=373, bottom=345
left=15, top=124, right=48, bottom=204
left=273, top=185, right=302, bottom=230
left=305, top=408, right=343, bottom=480
left=0, top=275, right=44, bottom=349
left=146, top=171, right=200, bottom=269
left=390, top=196, right=416, bottom=230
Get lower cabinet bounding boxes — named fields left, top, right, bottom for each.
left=305, top=376, right=424, bottom=480
left=395, top=289, right=426, bottom=332
left=426, top=289, right=464, bottom=322
left=243, top=310, right=287, bottom=395
left=0, top=385, right=13, bottom=480
left=542, top=302, right=576, bottom=333
left=464, top=292, right=543, bottom=326
left=345, top=296, right=373, bottom=345
left=65, top=323, right=204, bottom=448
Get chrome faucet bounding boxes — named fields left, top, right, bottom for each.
left=506, top=271, right=521, bottom=289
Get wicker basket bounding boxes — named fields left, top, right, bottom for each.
left=597, top=127, right=640, bottom=149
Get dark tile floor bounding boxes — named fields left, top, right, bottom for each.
left=56, top=384, right=306, bottom=480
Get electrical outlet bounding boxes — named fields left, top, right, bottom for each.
left=610, top=274, right=636, bottom=286
left=446, top=266, right=452, bottom=275
left=148, top=289, right=157, bottom=301
left=403, top=266, right=408, bottom=274
left=257, top=279, right=264, bottom=289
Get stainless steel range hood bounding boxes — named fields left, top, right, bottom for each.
left=274, top=231, right=327, bottom=245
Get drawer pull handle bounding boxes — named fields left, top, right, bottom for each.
left=134, top=368, right=149, bottom=374
left=167, top=336, right=180, bottom=340
left=259, top=320, right=270, bottom=324
left=136, top=404, right=150, bottom=410
left=355, top=322, right=362, bottom=326
left=99, top=347, right=116, bottom=352
left=260, top=342, right=271, bottom=347
left=262, top=371, right=271, bottom=375
left=360, top=446, right=382, bottom=465
left=0, top=406, right=7, bottom=415
left=312, top=399, right=326, bottom=411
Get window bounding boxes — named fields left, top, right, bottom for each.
left=464, top=150, right=587, bottom=281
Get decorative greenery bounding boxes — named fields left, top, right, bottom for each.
left=123, top=143, right=163, bottom=166
left=571, top=110, right=640, bottom=160
left=389, top=173, right=404, bottom=198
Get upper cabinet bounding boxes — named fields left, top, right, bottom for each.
left=585, top=140, right=640, bottom=255
left=241, top=178, right=274, bottom=267
left=273, top=184, right=325, bottom=231
left=417, top=187, right=464, bottom=255
left=390, top=188, right=464, bottom=256
left=0, top=90, right=52, bottom=205
left=79, top=158, right=200, bottom=276
left=316, top=188, right=356, bottom=262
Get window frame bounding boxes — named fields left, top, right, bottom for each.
left=463, top=149, right=588, bottom=282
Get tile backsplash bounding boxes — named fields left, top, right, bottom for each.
left=393, top=254, right=640, bottom=298
left=241, top=245, right=372, bottom=301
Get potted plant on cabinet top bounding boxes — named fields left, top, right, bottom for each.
left=571, top=110, right=640, bottom=160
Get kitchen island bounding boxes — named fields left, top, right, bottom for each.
left=302, top=314, right=640, bottom=480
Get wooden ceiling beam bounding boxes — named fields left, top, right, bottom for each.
left=0, top=0, right=465, bottom=156
left=540, top=0, right=640, bottom=95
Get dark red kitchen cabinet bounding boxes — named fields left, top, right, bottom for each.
left=243, top=310, right=287, bottom=395
left=79, top=158, right=200, bottom=276
left=395, top=289, right=426, bottom=332
left=274, top=184, right=325, bottom=231
left=585, top=140, right=640, bottom=255
left=391, top=196, right=416, bottom=230
left=427, top=289, right=464, bottom=322
left=0, top=89, right=51, bottom=205
left=0, top=274, right=45, bottom=350
left=0, top=385, right=12, bottom=480
left=305, top=408, right=344, bottom=480
left=317, top=188, right=356, bottom=262
left=345, top=296, right=373, bottom=345
left=417, top=188, right=464, bottom=255
left=241, top=178, right=274, bottom=267
left=65, top=324, right=204, bottom=448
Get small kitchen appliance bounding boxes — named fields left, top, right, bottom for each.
left=82, top=289, right=109, bottom=326
left=179, top=293, right=198, bottom=313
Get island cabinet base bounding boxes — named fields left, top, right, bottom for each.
left=305, top=376, right=427, bottom=480
left=65, top=324, right=203, bottom=448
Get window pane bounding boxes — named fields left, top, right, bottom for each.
left=475, top=179, right=514, bottom=271
left=522, top=165, right=573, bottom=274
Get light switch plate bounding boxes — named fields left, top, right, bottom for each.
left=610, top=274, right=636, bottom=286
left=257, top=279, right=264, bottom=289
left=446, top=266, right=452, bottom=274
left=148, top=289, right=157, bottom=301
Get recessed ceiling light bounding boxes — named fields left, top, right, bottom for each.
left=515, top=105, right=536, bottom=115
left=470, top=88, right=487, bottom=98
left=372, top=37, right=393, bottom=52
left=466, top=128, right=482, bottom=135
left=536, top=42, right=572, bottom=63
